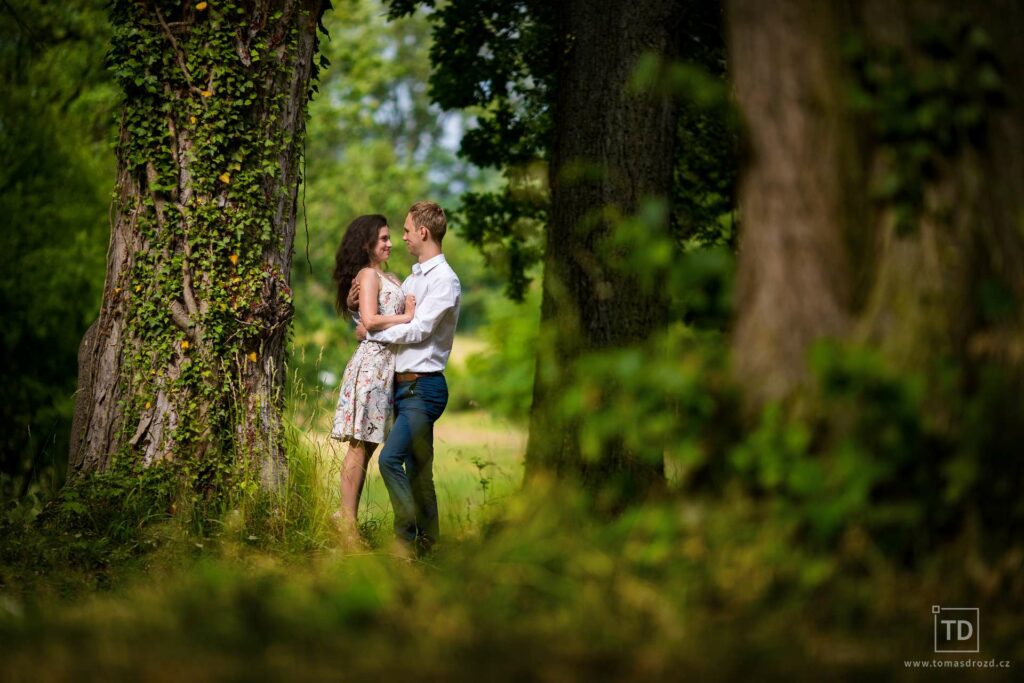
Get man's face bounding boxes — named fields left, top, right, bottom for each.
left=402, top=213, right=422, bottom=256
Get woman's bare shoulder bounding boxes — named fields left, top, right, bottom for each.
left=356, top=267, right=380, bottom=282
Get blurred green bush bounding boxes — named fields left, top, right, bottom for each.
left=447, top=285, right=541, bottom=421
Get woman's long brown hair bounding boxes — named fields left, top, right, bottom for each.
left=332, top=214, right=388, bottom=317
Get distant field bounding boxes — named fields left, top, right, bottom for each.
left=446, top=334, right=487, bottom=371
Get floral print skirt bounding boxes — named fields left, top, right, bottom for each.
left=331, top=340, right=395, bottom=445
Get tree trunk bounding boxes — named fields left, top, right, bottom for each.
left=524, top=0, right=682, bottom=500
left=68, top=0, right=326, bottom=491
left=728, top=0, right=864, bottom=412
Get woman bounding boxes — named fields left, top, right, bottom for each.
left=330, top=214, right=415, bottom=543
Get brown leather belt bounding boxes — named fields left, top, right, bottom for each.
left=395, top=371, right=443, bottom=383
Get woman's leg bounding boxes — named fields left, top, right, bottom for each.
left=339, top=439, right=378, bottom=532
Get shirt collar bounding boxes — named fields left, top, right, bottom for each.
left=412, top=253, right=446, bottom=276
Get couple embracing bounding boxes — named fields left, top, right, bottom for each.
left=329, top=201, right=460, bottom=556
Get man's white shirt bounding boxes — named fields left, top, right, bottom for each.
left=366, top=253, right=460, bottom=373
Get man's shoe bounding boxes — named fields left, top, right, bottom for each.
left=414, top=536, right=436, bottom=558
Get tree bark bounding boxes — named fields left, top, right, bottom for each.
left=524, top=0, right=682, bottom=500
left=728, top=0, right=864, bottom=412
left=69, top=0, right=326, bottom=490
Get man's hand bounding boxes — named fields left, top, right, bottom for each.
left=355, top=322, right=367, bottom=341
left=346, top=278, right=360, bottom=312
left=403, top=294, right=416, bottom=321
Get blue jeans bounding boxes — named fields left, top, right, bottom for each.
left=379, top=374, right=448, bottom=545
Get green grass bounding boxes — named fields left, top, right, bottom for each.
left=308, top=410, right=526, bottom=541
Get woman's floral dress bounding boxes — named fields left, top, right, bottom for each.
left=331, top=271, right=404, bottom=444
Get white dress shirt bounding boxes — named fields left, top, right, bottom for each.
left=366, top=253, right=461, bottom=373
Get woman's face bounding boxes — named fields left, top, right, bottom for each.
left=370, top=226, right=392, bottom=265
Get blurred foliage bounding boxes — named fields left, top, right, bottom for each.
left=561, top=325, right=732, bottom=480
left=601, top=198, right=735, bottom=331
left=1, top=466, right=1021, bottom=679
left=0, top=1, right=117, bottom=501
left=730, top=344, right=935, bottom=552
left=845, top=16, right=1007, bottom=234
left=733, top=339, right=1024, bottom=554
left=559, top=308, right=1024, bottom=558
left=554, top=192, right=1022, bottom=554
left=447, top=284, right=541, bottom=421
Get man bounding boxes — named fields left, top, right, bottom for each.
left=352, top=200, right=460, bottom=553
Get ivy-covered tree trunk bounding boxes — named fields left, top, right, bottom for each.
left=68, top=0, right=326, bottom=491
left=524, top=0, right=682, bottom=501
left=851, top=0, right=1024, bottom=376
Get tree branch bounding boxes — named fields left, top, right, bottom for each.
left=181, top=240, right=200, bottom=317
left=150, top=2, right=203, bottom=95
left=169, top=300, right=193, bottom=335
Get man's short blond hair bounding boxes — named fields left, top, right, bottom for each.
left=409, top=200, right=447, bottom=244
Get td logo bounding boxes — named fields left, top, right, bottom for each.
left=933, top=606, right=980, bottom=653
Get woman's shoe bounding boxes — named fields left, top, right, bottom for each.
left=330, top=511, right=368, bottom=551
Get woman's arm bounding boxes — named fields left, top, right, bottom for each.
left=357, top=269, right=416, bottom=331
left=367, top=275, right=458, bottom=345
